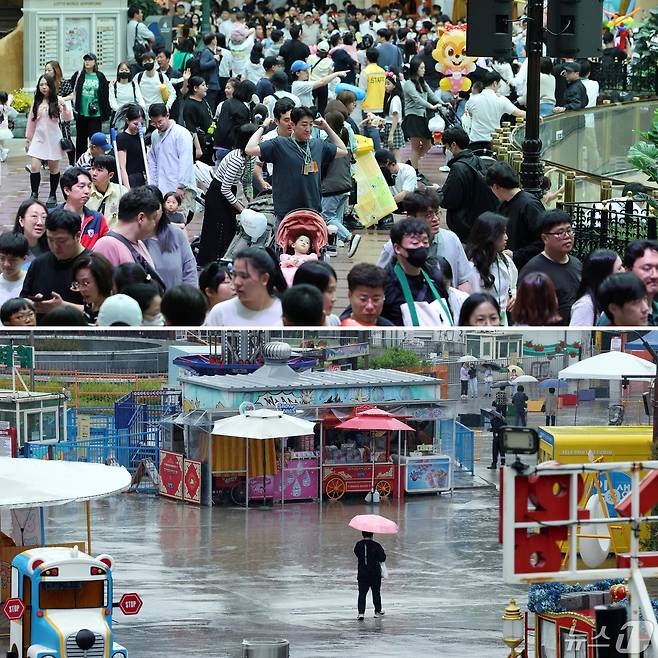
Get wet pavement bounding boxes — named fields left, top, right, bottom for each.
left=25, top=488, right=523, bottom=658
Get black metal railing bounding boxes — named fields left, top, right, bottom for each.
left=590, top=60, right=658, bottom=97
left=559, top=199, right=657, bottom=262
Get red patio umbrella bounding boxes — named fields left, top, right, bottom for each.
left=335, top=408, right=415, bottom=502
left=335, top=407, right=415, bottom=432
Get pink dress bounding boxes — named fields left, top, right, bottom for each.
left=25, top=99, right=73, bottom=161
left=280, top=253, right=318, bottom=287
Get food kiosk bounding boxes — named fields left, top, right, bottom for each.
left=169, top=342, right=455, bottom=506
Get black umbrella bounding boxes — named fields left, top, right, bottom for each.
left=491, top=381, right=514, bottom=389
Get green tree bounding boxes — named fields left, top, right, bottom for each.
left=127, top=0, right=162, bottom=20
left=631, top=8, right=658, bottom=70
left=370, top=347, right=421, bottom=370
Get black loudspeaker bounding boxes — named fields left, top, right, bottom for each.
left=546, top=0, right=604, bottom=58
left=465, top=0, right=514, bottom=58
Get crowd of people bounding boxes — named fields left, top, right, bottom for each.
left=0, top=0, right=644, bottom=327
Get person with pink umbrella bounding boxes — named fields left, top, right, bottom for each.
left=350, top=513, right=397, bottom=620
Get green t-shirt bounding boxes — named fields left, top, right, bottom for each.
left=80, top=73, right=100, bottom=117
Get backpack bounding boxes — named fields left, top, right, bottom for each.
left=137, top=71, right=169, bottom=103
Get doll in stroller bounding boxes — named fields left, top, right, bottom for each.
left=276, top=209, right=330, bottom=288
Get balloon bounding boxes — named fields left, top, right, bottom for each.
left=335, top=83, right=366, bottom=102
left=240, top=208, right=268, bottom=240
left=428, top=115, right=445, bottom=133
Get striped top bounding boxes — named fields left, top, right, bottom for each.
left=214, top=149, right=249, bottom=206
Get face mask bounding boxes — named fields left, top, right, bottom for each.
left=118, top=72, right=131, bottom=80
left=142, top=313, right=165, bottom=326
left=404, top=246, right=429, bottom=268
left=143, top=62, right=155, bottom=71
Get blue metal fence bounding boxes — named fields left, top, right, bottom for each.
left=439, top=419, right=475, bottom=476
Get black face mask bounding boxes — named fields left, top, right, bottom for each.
left=118, top=72, right=131, bottom=80
left=404, top=246, right=429, bottom=268
left=142, top=62, right=155, bottom=71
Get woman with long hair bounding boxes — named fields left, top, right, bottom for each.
left=466, top=212, right=518, bottom=324
left=198, top=123, right=259, bottom=265
left=25, top=75, right=73, bottom=207
left=70, top=53, right=111, bottom=159
left=205, top=246, right=287, bottom=326
left=570, top=248, right=623, bottom=326
left=213, top=80, right=257, bottom=151
left=402, top=56, right=441, bottom=170
left=13, top=198, right=49, bottom=259
left=115, top=103, right=147, bottom=189
left=511, top=272, right=562, bottom=326
left=45, top=60, right=75, bottom=165
left=143, top=185, right=197, bottom=291
left=381, top=71, right=405, bottom=162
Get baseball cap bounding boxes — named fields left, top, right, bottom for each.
left=97, top=295, right=143, bottom=327
left=83, top=52, right=97, bottom=61
left=291, top=60, right=310, bottom=74
left=89, top=132, right=112, bottom=153
left=564, top=62, right=581, bottom=72
left=317, top=40, right=330, bottom=53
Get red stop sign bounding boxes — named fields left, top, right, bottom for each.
left=3, top=598, right=25, bottom=620
left=118, top=593, right=142, bottom=615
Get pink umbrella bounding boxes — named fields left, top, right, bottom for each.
left=349, top=514, right=399, bottom=534
left=336, top=407, right=414, bottom=432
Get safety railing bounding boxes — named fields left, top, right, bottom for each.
left=439, top=419, right=475, bottom=475
left=590, top=59, right=658, bottom=97
left=560, top=198, right=658, bottom=263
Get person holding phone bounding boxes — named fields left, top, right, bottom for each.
left=20, top=208, right=88, bottom=321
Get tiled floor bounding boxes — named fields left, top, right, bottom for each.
left=0, top=137, right=451, bottom=309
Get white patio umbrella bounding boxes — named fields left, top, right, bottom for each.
left=0, top=457, right=132, bottom=552
left=559, top=352, right=656, bottom=381
left=211, top=409, right=317, bottom=507
left=558, top=351, right=656, bottom=425
left=458, top=355, right=478, bottom=363
left=511, top=375, right=538, bottom=384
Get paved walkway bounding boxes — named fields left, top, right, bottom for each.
left=0, top=137, right=451, bottom=309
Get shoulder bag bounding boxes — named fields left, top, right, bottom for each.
left=395, top=263, right=453, bottom=327
left=106, top=231, right=167, bottom=294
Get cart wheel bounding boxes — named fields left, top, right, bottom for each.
left=325, top=476, right=346, bottom=501
left=375, top=480, right=392, bottom=498
left=230, top=480, right=246, bottom=506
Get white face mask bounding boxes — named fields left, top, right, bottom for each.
left=142, top=313, right=165, bottom=327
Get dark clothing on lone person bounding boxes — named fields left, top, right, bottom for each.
left=498, top=189, right=545, bottom=270
left=562, top=78, right=588, bottom=111
left=354, top=537, right=386, bottom=615
left=280, top=38, right=311, bottom=74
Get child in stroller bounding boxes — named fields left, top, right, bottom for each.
left=276, top=209, right=329, bottom=288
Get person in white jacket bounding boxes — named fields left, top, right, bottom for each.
left=136, top=52, right=175, bottom=112
left=109, top=62, right=147, bottom=118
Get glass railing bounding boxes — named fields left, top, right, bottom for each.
left=512, top=100, right=658, bottom=201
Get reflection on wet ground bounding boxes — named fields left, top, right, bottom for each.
left=36, top=489, right=525, bottom=657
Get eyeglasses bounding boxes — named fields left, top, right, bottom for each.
left=70, top=280, right=93, bottom=292
left=544, top=228, right=574, bottom=238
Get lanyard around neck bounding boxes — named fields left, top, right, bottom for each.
left=290, top=137, right=312, bottom=164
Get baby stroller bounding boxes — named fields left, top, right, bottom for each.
left=220, top=191, right=278, bottom=263
left=275, top=209, right=330, bottom=288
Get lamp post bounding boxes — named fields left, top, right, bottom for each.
left=502, top=598, right=525, bottom=657
left=519, top=0, right=545, bottom=198
left=201, top=0, right=211, bottom=34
